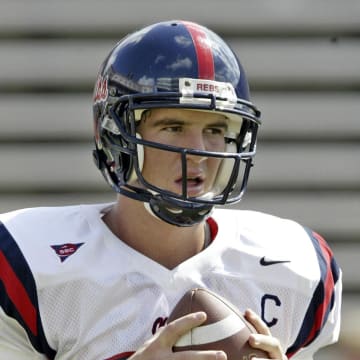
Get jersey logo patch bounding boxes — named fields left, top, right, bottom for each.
left=51, top=243, right=84, bottom=262
left=260, top=256, right=291, bottom=266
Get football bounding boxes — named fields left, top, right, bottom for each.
left=168, top=288, right=269, bottom=360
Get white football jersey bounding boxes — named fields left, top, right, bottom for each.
left=0, top=203, right=342, bottom=360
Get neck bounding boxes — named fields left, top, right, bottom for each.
left=103, top=195, right=206, bottom=269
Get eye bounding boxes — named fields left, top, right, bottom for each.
left=204, top=127, right=225, bottom=136
left=162, top=125, right=183, bottom=133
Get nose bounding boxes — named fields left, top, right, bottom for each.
left=184, top=131, right=208, bottom=163
left=184, top=130, right=206, bottom=151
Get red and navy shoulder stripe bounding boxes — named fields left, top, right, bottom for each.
left=286, top=227, right=340, bottom=358
left=0, top=222, right=56, bottom=358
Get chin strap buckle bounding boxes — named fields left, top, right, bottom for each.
left=148, top=195, right=213, bottom=227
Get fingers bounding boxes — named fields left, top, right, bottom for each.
left=245, top=309, right=287, bottom=360
left=163, top=311, right=208, bottom=346
left=244, top=309, right=271, bottom=336
left=165, top=312, right=227, bottom=359
left=248, top=333, right=285, bottom=359
left=130, top=311, right=227, bottom=360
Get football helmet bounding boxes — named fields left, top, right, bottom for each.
left=92, top=20, right=261, bottom=226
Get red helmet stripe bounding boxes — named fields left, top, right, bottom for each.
left=182, top=21, right=215, bottom=80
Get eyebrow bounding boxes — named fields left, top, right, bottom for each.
left=151, top=117, right=229, bottom=129
left=152, top=118, right=185, bottom=126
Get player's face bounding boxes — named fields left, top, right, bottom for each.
left=137, top=108, right=228, bottom=197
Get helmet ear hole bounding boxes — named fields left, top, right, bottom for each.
left=136, top=133, right=144, bottom=171
left=128, top=133, right=144, bottom=183
left=242, top=131, right=252, bottom=149
left=212, top=141, right=237, bottom=194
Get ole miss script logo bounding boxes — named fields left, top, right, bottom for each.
left=94, top=75, right=109, bottom=104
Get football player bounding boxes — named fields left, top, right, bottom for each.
left=0, top=20, right=341, bottom=359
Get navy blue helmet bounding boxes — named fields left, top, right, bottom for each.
left=92, top=20, right=261, bottom=226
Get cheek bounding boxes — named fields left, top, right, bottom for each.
left=204, top=158, right=223, bottom=186
left=208, top=158, right=222, bottom=173
left=141, top=148, right=176, bottom=181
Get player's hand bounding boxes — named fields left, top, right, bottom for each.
left=245, top=309, right=287, bottom=360
left=128, top=311, right=227, bottom=360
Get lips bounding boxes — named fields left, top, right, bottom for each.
left=175, top=172, right=205, bottom=196
left=175, top=172, right=205, bottom=184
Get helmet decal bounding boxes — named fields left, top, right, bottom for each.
left=93, top=74, right=109, bottom=105
left=181, top=21, right=215, bottom=79
left=179, top=77, right=237, bottom=109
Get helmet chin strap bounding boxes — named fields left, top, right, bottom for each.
left=143, top=194, right=213, bottom=227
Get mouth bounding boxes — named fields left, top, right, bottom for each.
left=175, top=174, right=205, bottom=196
